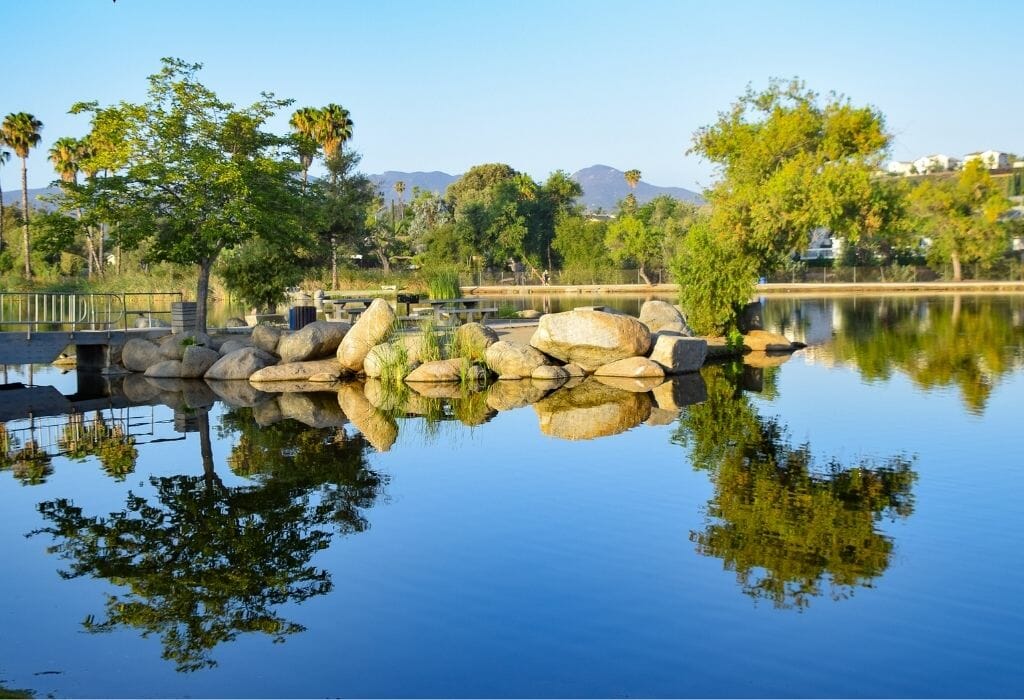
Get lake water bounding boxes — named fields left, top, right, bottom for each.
left=0, top=295, right=1021, bottom=698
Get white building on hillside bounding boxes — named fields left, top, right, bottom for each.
left=913, top=154, right=960, bottom=173
left=963, top=150, right=1010, bottom=169
left=886, top=160, right=916, bottom=176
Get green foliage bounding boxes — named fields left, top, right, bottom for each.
left=551, top=213, right=612, bottom=280
left=671, top=221, right=757, bottom=335
left=217, top=237, right=307, bottom=312
left=690, top=78, right=892, bottom=273
left=425, top=266, right=461, bottom=300
left=496, top=302, right=518, bottom=319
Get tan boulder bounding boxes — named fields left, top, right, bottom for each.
left=249, top=359, right=344, bottom=383
left=454, top=322, right=499, bottom=361
left=278, top=321, right=350, bottom=363
left=639, top=300, right=692, bottom=335
left=594, top=376, right=665, bottom=393
left=485, top=340, right=549, bottom=379
left=205, top=347, right=277, bottom=380
left=337, top=298, right=397, bottom=372
left=649, top=335, right=707, bottom=374
left=646, top=408, right=680, bottom=426
left=122, top=338, right=164, bottom=373
left=251, top=324, right=282, bottom=354
left=594, top=356, right=665, bottom=378
left=180, top=346, right=220, bottom=379
left=532, top=365, right=569, bottom=381
left=743, top=351, right=793, bottom=369
left=530, top=309, right=651, bottom=372
left=743, top=330, right=795, bottom=352
left=405, top=358, right=465, bottom=383
left=533, top=379, right=652, bottom=440
left=363, top=342, right=414, bottom=380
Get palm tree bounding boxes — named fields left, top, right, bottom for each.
left=0, top=147, right=10, bottom=253
left=393, top=180, right=406, bottom=219
left=1, top=112, right=44, bottom=277
left=48, top=137, right=81, bottom=185
left=288, top=107, right=321, bottom=188
left=316, top=104, right=353, bottom=164
left=624, top=169, right=641, bottom=190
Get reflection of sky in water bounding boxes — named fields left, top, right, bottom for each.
left=0, top=295, right=1022, bottom=698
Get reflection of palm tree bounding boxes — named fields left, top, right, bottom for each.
left=1, top=112, right=44, bottom=277
left=673, top=365, right=916, bottom=609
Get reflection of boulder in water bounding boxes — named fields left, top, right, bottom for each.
left=743, top=351, right=793, bottom=369
left=278, top=392, right=347, bottom=428
left=451, top=392, right=497, bottom=427
left=144, top=377, right=217, bottom=410
left=362, top=378, right=405, bottom=413
left=205, top=380, right=274, bottom=408
left=646, top=407, right=680, bottom=426
left=594, top=375, right=664, bottom=394
left=652, top=374, right=708, bottom=411
left=740, top=365, right=764, bottom=393
left=250, top=379, right=340, bottom=394
left=486, top=379, right=550, bottom=412
left=337, top=382, right=398, bottom=452
left=122, top=372, right=163, bottom=403
left=408, top=381, right=469, bottom=400
left=253, top=399, right=284, bottom=426
left=533, top=378, right=652, bottom=440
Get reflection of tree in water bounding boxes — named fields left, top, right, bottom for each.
left=33, top=408, right=387, bottom=672
left=673, top=365, right=916, bottom=610
left=772, top=295, right=1024, bottom=414
left=59, top=412, right=139, bottom=481
left=0, top=423, right=53, bottom=486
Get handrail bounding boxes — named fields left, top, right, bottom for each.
left=0, top=292, right=183, bottom=338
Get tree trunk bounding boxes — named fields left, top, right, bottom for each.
left=20, top=157, right=31, bottom=278
left=331, top=234, right=338, bottom=290
left=951, top=251, right=962, bottom=282
left=0, top=169, right=6, bottom=253
left=197, top=410, right=222, bottom=491
left=97, top=223, right=106, bottom=274
left=638, top=263, right=652, bottom=286
left=196, top=259, right=212, bottom=334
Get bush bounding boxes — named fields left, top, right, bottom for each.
left=670, top=222, right=757, bottom=336
left=425, top=266, right=461, bottom=300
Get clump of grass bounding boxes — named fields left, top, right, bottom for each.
left=425, top=266, right=461, bottom=300
left=497, top=302, right=519, bottom=319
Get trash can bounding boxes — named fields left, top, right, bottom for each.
left=171, top=301, right=197, bottom=334
left=288, top=305, right=317, bottom=331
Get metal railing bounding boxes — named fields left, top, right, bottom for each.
left=0, top=292, right=183, bottom=338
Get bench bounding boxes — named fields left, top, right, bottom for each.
left=432, top=306, right=499, bottom=324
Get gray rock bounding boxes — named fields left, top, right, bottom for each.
left=649, top=335, right=707, bottom=374
left=485, top=340, right=549, bottom=379
left=251, top=324, right=283, bottom=354
left=532, top=365, right=570, bottom=381
left=737, top=301, right=764, bottom=333
left=454, top=322, right=499, bottom=360
left=180, top=346, right=220, bottom=379
left=277, top=321, right=350, bottom=363
left=530, top=309, right=651, bottom=372
left=224, top=316, right=249, bottom=328
left=159, top=331, right=213, bottom=360
left=218, top=338, right=253, bottom=356
left=205, top=379, right=273, bottom=408
left=278, top=392, right=347, bottom=428
left=338, top=298, right=397, bottom=372
left=249, top=359, right=345, bottom=383
left=253, top=398, right=284, bottom=426
left=205, top=347, right=277, bottom=380
left=122, top=338, right=164, bottom=373
left=639, top=300, right=693, bottom=336
left=122, top=372, right=162, bottom=402
left=145, top=359, right=183, bottom=378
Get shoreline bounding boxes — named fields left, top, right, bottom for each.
left=461, top=281, right=1024, bottom=296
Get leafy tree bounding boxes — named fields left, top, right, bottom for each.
left=70, top=59, right=302, bottom=331
left=307, top=150, right=375, bottom=285
left=1, top=112, right=44, bottom=277
left=0, top=146, right=10, bottom=252
left=288, top=106, right=321, bottom=188
left=690, top=79, right=891, bottom=274
left=908, top=160, right=1009, bottom=281
left=673, top=365, right=917, bottom=609
left=217, top=237, right=307, bottom=312
left=552, top=213, right=612, bottom=282
left=605, top=214, right=659, bottom=284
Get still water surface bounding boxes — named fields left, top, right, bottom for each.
left=0, top=295, right=1021, bottom=698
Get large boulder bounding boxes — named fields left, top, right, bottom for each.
left=532, top=365, right=569, bottom=381
left=485, top=340, right=549, bottom=379
left=405, top=358, right=465, bottom=383
left=249, top=358, right=345, bottom=383
left=743, top=330, right=795, bottom=352
left=251, top=324, right=283, bottom=354
left=205, top=347, right=277, bottom=380
left=594, top=356, right=665, bottom=378
left=454, top=322, right=499, bottom=361
left=159, top=331, right=213, bottom=360
left=180, top=346, right=220, bottom=379
left=122, top=338, right=164, bottom=372
left=363, top=342, right=415, bottom=380
left=337, top=298, right=397, bottom=372
left=486, top=380, right=549, bottom=412
left=533, top=379, right=652, bottom=441
left=217, top=338, right=253, bottom=356
left=337, top=383, right=398, bottom=452
left=648, top=335, right=707, bottom=374
left=145, top=359, right=183, bottom=378
left=639, top=300, right=692, bottom=336
left=278, top=321, right=350, bottom=363
left=530, top=310, right=651, bottom=372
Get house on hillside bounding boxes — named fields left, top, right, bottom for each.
left=886, top=160, right=916, bottom=176
left=962, top=150, right=1010, bottom=169
left=913, top=154, right=960, bottom=173
left=801, top=228, right=843, bottom=261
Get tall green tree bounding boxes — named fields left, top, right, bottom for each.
left=690, top=79, right=891, bottom=274
left=72, top=59, right=302, bottom=331
left=288, top=106, right=321, bottom=188
left=908, top=160, right=1009, bottom=281
left=1, top=112, right=44, bottom=277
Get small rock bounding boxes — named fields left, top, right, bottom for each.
left=252, top=324, right=283, bottom=354
left=743, top=330, right=795, bottom=352
left=485, top=340, right=549, bottom=379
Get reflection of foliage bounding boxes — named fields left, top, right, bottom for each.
left=0, top=434, right=54, bottom=485
left=59, top=413, right=138, bottom=480
left=0, top=681, right=35, bottom=698
left=826, top=296, right=1024, bottom=414
left=34, top=410, right=386, bottom=672
left=673, top=365, right=917, bottom=609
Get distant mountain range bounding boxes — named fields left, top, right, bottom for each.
left=3, top=165, right=702, bottom=213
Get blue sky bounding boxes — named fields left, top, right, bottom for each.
left=3, top=0, right=1022, bottom=192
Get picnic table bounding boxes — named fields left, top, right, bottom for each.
left=323, top=297, right=377, bottom=323
left=419, top=297, right=498, bottom=325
